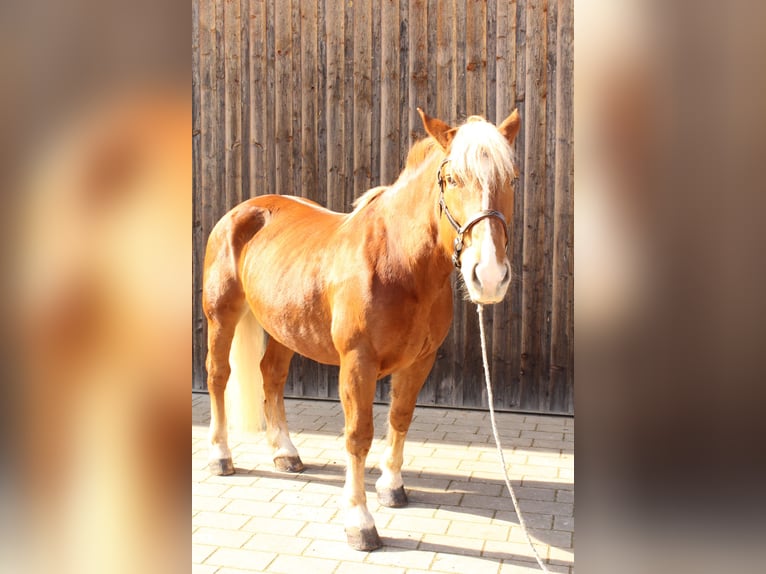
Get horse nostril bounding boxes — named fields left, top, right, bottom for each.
left=501, top=264, right=511, bottom=284
left=472, top=265, right=481, bottom=288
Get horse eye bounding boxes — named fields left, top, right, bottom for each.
left=446, top=175, right=457, bottom=186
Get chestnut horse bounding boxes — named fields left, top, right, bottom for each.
left=202, top=108, right=521, bottom=550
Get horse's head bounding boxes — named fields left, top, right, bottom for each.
left=418, top=108, right=521, bottom=304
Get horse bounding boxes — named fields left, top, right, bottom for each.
left=202, top=108, right=521, bottom=551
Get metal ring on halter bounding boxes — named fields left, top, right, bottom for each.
left=437, top=160, right=509, bottom=269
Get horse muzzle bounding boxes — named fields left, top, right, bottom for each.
left=464, top=258, right=511, bottom=304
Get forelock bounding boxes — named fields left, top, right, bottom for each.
left=447, top=119, right=516, bottom=192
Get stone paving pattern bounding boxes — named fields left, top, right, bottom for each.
left=192, top=394, right=574, bottom=573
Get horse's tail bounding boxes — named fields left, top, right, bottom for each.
left=224, top=309, right=267, bottom=434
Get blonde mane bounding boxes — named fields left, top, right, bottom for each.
left=447, top=116, right=516, bottom=193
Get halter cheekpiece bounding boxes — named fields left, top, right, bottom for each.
left=437, top=159, right=509, bottom=269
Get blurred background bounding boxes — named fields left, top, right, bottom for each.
left=0, top=1, right=189, bottom=573
left=1, top=0, right=765, bottom=573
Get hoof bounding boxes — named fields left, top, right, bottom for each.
left=345, top=526, right=383, bottom=551
left=377, top=486, right=409, bottom=508
left=209, top=458, right=235, bottom=476
left=274, top=455, right=305, bottom=473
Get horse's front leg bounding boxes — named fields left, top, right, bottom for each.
left=376, top=352, right=438, bottom=508
left=338, top=350, right=381, bottom=551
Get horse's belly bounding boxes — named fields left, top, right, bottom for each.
left=241, top=251, right=340, bottom=365
left=258, top=304, right=340, bottom=366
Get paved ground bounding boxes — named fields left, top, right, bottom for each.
left=192, top=394, right=574, bottom=573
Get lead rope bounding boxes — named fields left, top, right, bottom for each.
left=477, top=304, right=550, bottom=573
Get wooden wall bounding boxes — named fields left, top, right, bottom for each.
left=192, top=0, right=573, bottom=414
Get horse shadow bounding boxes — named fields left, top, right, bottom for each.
left=230, top=456, right=573, bottom=570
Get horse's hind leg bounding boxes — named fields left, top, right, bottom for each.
left=376, top=352, right=438, bottom=508
left=260, top=339, right=304, bottom=472
left=205, top=311, right=242, bottom=475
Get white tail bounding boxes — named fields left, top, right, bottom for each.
left=224, top=309, right=266, bottom=434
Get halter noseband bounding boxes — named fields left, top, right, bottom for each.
left=437, top=159, right=509, bottom=269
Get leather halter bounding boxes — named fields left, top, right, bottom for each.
left=437, top=159, right=509, bottom=269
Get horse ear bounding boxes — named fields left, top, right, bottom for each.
left=417, top=107, right=456, bottom=150
left=498, top=109, right=521, bottom=145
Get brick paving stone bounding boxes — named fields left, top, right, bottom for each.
left=430, top=552, right=501, bottom=574
left=387, top=515, right=451, bottom=536
left=240, top=515, right=306, bottom=535
left=219, top=485, right=280, bottom=501
left=419, top=533, right=484, bottom=557
left=243, top=532, right=312, bottom=555
left=192, top=494, right=230, bottom=512
left=302, top=539, right=369, bottom=562
left=364, top=547, right=436, bottom=570
left=553, top=515, right=574, bottom=532
left=193, top=511, right=250, bottom=530
left=222, top=499, right=283, bottom=518
left=498, top=560, right=569, bottom=573
left=192, top=526, right=252, bottom=549
left=446, top=520, right=511, bottom=542
left=492, top=511, right=553, bottom=530
left=273, top=502, right=338, bottom=523
left=337, top=563, right=407, bottom=574
left=205, top=547, right=277, bottom=571
left=268, top=554, right=339, bottom=574
left=192, top=543, right=217, bottom=564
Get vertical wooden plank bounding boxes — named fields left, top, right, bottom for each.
left=249, top=0, right=267, bottom=195
left=408, top=0, right=428, bottom=147
left=315, top=1, right=329, bottom=399
left=380, top=0, right=400, bottom=185
left=274, top=1, right=293, bottom=197
left=200, top=0, right=219, bottom=271
left=453, top=0, right=467, bottom=120
left=398, top=0, right=410, bottom=168
left=494, top=0, right=518, bottom=121
left=435, top=0, right=454, bottom=121
left=325, top=0, right=345, bottom=212
left=215, top=0, right=226, bottom=214
left=264, top=0, right=276, bottom=195
left=550, top=0, right=573, bottom=414
left=315, top=0, right=328, bottom=210
left=541, top=0, right=557, bottom=411
left=370, top=1, right=382, bottom=191
left=342, top=1, right=355, bottom=211
left=224, top=0, right=243, bottom=208
left=506, top=0, right=526, bottom=410
left=240, top=0, right=250, bottom=201
left=353, top=0, right=373, bottom=200
left=426, top=0, right=438, bottom=115
left=192, top=0, right=205, bottom=389
left=300, top=1, right=317, bottom=199
left=520, top=0, right=548, bottom=412
left=485, top=0, right=497, bottom=123
left=291, top=0, right=302, bottom=198
left=465, top=0, right=487, bottom=115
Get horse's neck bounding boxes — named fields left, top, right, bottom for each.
left=373, top=155, right=452, bottom=279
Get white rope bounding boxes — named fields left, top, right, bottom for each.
left=477, top=304, right=551, bottom=573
